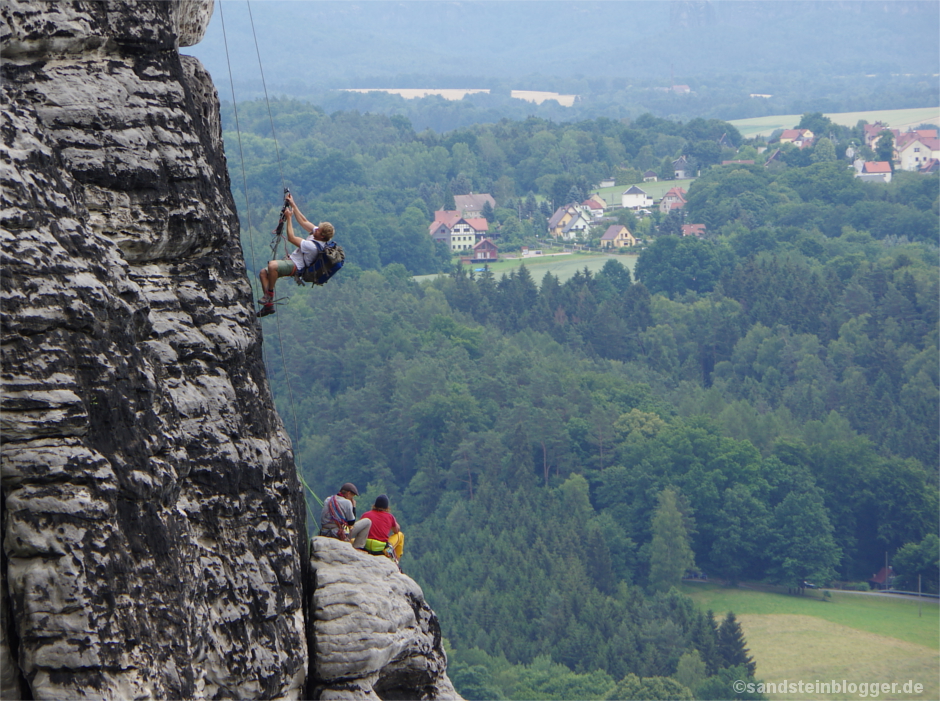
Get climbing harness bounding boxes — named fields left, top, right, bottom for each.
left=218, top=0, right=324, bottom=522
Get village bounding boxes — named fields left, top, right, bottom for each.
left=426, top=120, right=939, bottom=266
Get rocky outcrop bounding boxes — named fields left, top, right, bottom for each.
left=309, top=539, right=461, bottom=701
left=1, top=1, right=306, bottom=698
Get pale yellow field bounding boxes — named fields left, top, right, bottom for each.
left=739, top=614, right=940, bottom=701
left=730, top=107, right=940, bottom=138
left=511, top=90, right=578, bottom=107
left=339, top=88, right=490, bottom=100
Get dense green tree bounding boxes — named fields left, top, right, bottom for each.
left=768, top=489, right=841, bottom=590
left=648, top=488, right=695, bottom=592
left=892, top=534, right=940, bottom=594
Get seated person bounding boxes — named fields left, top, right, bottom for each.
left=360, top=494, right=404, bottom=561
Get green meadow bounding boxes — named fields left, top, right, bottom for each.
left=683, top=583, right=939, bottom=701
left=729, top=106, right=940, bottom=138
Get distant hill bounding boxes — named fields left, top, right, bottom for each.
left=189, top=1, right=938, bottom=93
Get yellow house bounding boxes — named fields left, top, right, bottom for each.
left=600, top=225, right=637, bottom=248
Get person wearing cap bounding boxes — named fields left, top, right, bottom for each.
left=360, top=494, right=404, bottom=562
left=319, top=482, right=371, bottom=549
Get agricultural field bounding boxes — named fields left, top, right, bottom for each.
left=683, top=583, right=939, bottom=701
left=414, top=252, right=637, bottom=284
left=729, top=106, right=940, bottom=138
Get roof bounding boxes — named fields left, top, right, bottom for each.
left=623, top=185, right=648, bottom=195
left=869, top=566, right=894, bottom=585
left=643, top=170, right=658, bottom=177
left=582, top=199, right=604, bottom=210
left=682, top=224, right=706, bottom=236
left=780, top=129, right=801, bottom=140
left=464, top=217, right=489, bottom=232
left=663, top=187, right=687, bottom=199
left=920, top=158, right=939, bottom=173
left=454, top=193, right=495, bottom=212
left=433, top=210, right=462, bottom=228
left=473, top=237, right=496, bottom=250
left=601, top=225, right=628, bottom=241
left=548, top=207, right=569, bottom=229
left=863, top=161, right=892, bottom=174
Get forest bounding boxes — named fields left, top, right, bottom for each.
left=223, top=100, right=939, bottom=700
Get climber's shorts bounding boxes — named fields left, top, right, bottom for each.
left=275, top=260, right=297, bottom=276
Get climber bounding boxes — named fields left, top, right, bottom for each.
left=258, top=193, right=335, bottom=317
left=360, top=494, right=405, bottom=563
left=319, top=482, right=372, bottom=549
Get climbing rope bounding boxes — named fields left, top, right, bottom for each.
left=218, top=0, right=324, bottom=520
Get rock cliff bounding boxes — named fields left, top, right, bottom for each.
left=1, top=2, right=461, bottom=700
left=308, top=539, right=460, bottom=701
left=1, top=1, right=306, bottom=698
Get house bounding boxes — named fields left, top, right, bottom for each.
left=621, top=185, right=654, bottom=210
left=599, top=178, right=616, bottom=188
left=681, top=224, right=706, bottom=237
left=920, top=158, right=939, bottom=174
left=896, top=132, right=940, bottom=171
left=430, top=210, right=489, bottom=252
left=559, top=210, right=592, bottom=240
left=863, top=122, right=899, bottom=148
left=600, top=225, right=637, bottom=249
left=453, top=193, right=496, bottom=218
left=855, top=161, right=892, bottom=183
left=717, top=132, right=735, bottom=149
left=581, top=197, right=606, bottom=219
left=548, top=204, right=577, bottom=237
left=643, top=170, right=658, bottom=182
left=471, top=238, right=498, bottom=262
left=763, top=148, right=783, bottom=167
left=672, top=155, right=691, bottom=179
left=868, top=566, right=895, bottom=591
left=659, top=186, right=687, bottom=214
left=779, top=128, right=814, bottom=149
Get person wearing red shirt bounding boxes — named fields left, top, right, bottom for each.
left=361, top=494, right=404, bottom=562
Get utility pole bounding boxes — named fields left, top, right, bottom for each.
left=918, top=575, right=922, bottom=618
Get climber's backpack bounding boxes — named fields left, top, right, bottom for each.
left=297, top=240, right=345, bottom=286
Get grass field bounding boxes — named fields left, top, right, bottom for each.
left=683, top=583, right=940, bottom=700
left=593, top=179, right=696, bottom=206
left=729, top=106, right=940, bottom=138
left=415, top=252, right=638, bottom=284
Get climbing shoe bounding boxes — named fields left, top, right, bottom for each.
left=258, top=303, right=276, bottom=317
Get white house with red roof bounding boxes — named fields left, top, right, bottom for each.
left=659, top=187, right=687, bottom=214
left=779, top=128, right=814, bottom=149
left=430, top=210, right=489, bottom=251
left=580, top=197, right=606, bottom=219
left=896, top=131, right=940, bottom=172
left=855, top=161, right=892, bottom=183
left=682, top=224, right=707, bottom=237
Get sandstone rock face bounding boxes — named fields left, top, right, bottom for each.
left=1, top=1, right=307, bottom=698
left=309, top=539, right=463, bottom=701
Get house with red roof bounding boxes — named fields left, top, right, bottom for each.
left=681, top=224, right=706, bottom=237
left=580, top=197, right=606, bottom=219
left=471, top=238, right=498, bottom=262
left=659, top=187, right=687, bottom=214
left=430, top=210, right=489, bottom=251
left=855, top=161, right=892, bottom=183
left=779, top=128, right=814, bottom=149
left=896, top=132, right=940, bottom=171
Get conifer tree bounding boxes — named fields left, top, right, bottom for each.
left=717, top=611, right=756, bottom=677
